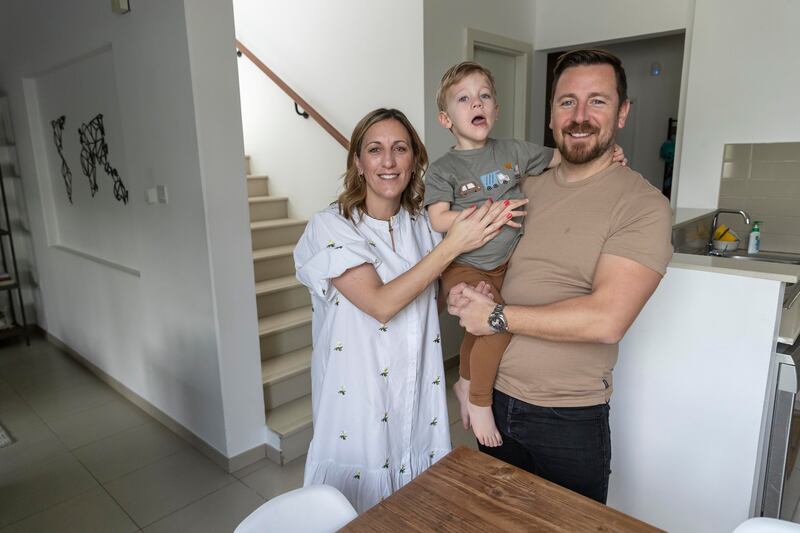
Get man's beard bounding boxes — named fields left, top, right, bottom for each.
left=555, top=121, right=616, bottom=164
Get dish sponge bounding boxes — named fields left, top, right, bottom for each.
left=714, top=224, right=738, bottom=242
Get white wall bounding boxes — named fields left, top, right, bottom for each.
left=234, top=0, right=426, bottom=221
left=676, top=0, right=800, bottom=209
left=534, top=0, right=690, bottom=51
left=0, top=0, right=264, bottom=458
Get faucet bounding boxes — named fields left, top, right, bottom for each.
left=707, top=209, right=751, bottom=254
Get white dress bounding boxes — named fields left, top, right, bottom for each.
left=294, top=204, right=451, bottom=513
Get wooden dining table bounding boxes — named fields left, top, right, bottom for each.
left=342, top=446, right=663, bottom=532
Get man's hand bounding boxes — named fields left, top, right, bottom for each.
left=447, top=284, right=497, bottom=336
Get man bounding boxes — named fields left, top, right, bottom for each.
left=447, top=49, right=673, bottom=504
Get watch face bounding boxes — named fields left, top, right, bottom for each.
left=489, top=305, right=507, bottom=332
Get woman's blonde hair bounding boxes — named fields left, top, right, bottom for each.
left=337, top=108, right=428, bottom=222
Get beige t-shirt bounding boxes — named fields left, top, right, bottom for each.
left=496, top=163, right=673, bottom=407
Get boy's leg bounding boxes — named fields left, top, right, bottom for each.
left=468, top=263, right=509, bottom=406
left=465, top=263, right=509, bottom=447
left=440, top=263, right=491, bottom=431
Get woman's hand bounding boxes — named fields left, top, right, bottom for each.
left=443, top=198, right=528, bottom=255
left=612, top=144, right=628, bottom=166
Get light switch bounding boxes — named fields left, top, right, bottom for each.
left=156, top=185, right=168, bottom=204
left=145, top=188, right=157, bottom=204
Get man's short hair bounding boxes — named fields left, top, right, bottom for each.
left=551, top=49, right=628, bottom=108
left=435, top=61, right=497, bottom=113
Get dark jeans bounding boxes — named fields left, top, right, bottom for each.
left=478, top=389, right=611, bottom=504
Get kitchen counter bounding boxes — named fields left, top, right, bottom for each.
left=606, top=207, right=799, bottom=531
left=670, top=252, right=800, bottom=284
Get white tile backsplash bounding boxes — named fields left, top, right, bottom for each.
left=719, top=143, right=800, bottom=253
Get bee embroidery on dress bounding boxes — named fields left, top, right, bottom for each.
left=334, top=297, right=340, bottom=306
left=432, top=376, right=441, bottom=385
left=327, top=240, right=336, bottom=248
left=334, top=342, right=343, bottom=352
left=430, top=417, right=438, bottom=426
left=381, top=412, right=389, bottom=423
left=368, top=240, right=377, bottom=247
left=379, top=324, right=388, bottom=332
left=399, top=464, right=406, bottom=474
left=429, top=451, right=435, bottom=460
left=433, top=334, right=440, bottom=344
left=383, top=458, right=390, bottom=469
left=380, top=368, right=389, bottom=378
left=339, top=431, right=347, bottom=440
left=354, top=470, right=361, bottom=480
left=338, top=386, right=346, bottom=396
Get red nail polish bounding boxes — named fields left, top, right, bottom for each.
left=488, top=198, right=493, bottom=203
left=470, top=205, right=476, bottom=209
left=503, top=200, right=510, bottom=207
left=507, top=213, right=513, bottom=219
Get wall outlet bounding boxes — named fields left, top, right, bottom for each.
left=145, top=188, right=157, bottom=204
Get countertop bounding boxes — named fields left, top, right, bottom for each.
left=670, top=253, right=800, bottom=284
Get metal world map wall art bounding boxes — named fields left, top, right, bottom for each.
left=49, top=113, right=129, bottom=204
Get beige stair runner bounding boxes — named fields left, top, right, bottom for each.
left=246, top=155, right=313, bottom=464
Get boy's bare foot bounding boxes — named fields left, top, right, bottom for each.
left=469, top=401, right=502, bottom=447
left=452, top=378, right=471, bottom=429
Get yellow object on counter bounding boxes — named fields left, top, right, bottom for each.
left=714, top=224, right=738, bottom=242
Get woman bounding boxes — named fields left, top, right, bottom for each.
left=294, top=108, right=524, bottom=512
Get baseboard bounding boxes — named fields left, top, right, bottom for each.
left=265, top=442, right=282, bottom=464
left=45, top=332, right=266, bottom=473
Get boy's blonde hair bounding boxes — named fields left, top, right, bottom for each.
left=435, top=61, right=497, bottom=113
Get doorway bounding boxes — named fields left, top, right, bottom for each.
left=541, top=33, right=685, bottom=198
left=466, top=29, right=532, bottom=141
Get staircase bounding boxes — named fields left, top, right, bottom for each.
left=246, top=156, right=313, bottom=464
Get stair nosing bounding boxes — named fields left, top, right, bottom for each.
left=248, top=196, right=288, bottom=204
left=247, top=174, right=269, bottom=180
left=251, top=218, right=305, bottom=230
left=255, top=275, right=303, bottom=295
left=253, top=244, right=296, bottom=261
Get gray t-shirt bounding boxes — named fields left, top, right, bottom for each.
left=424, top=138, right=554, bottom=270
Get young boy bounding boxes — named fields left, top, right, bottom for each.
left=425, top=61, right=622, bottom=447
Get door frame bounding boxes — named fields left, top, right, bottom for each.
left=465, top=28, right=533, bottom=140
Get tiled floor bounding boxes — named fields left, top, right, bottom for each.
left=0, top=337, right=476, bottom=532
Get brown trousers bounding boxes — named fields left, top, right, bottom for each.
left=440, top=262, right=510, bottom=406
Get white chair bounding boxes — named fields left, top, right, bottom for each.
left=235, top=484, right=357, bottom=533
left=733, top=518, right=800, bottom=532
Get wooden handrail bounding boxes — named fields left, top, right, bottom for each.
left=235, top=39, right=350, bottom=150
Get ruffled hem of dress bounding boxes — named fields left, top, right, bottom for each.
left=304, top=448, right=451, bottom=514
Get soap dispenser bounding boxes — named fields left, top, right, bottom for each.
left=747, top=221, right=762, bottom=254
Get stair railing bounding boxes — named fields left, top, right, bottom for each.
left=235, top=39, right=350, bottom=150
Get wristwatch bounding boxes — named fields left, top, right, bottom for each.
left=488, top=304, right=509, bottom=333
